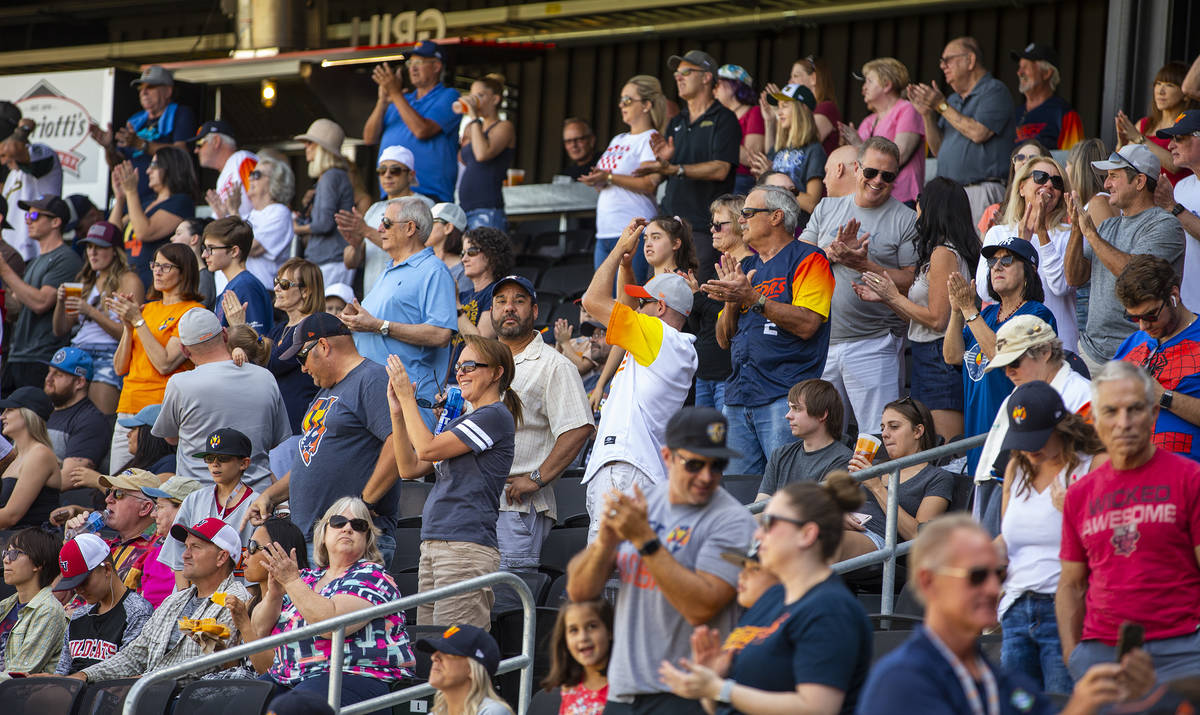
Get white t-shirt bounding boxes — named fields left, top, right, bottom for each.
left=977, top=224, right=1078, bottom=352
left=2, top=143, right=64, bottom=260
left=246, top=203, right=295, bottom=290
left=1174, top=175, right=1200, bottom=308
left=216, top=150, right=257, bottom=219
left=594, top=131, right=659, bottom=238
left=583, top=303, right=698, bottom=485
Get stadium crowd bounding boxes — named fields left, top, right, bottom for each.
left=0, top=33, right=1197, bottom=715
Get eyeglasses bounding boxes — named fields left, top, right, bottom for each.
left=740, top=207, right=774, bottom=219
left=1124, top=300, right=1167, bottom=323
left=937, top=565, right=1007, bottom=586
left=463, top=246, right=483, bottom=257
left=274, top=277, right=303, bottom=290
left=637, top=297, right=658, bottom=309
left=938, top=52, right=969, bottom=67
left=757, top=512, right=811, bottom=531
left=24, top=210, right=55, bottom=223
left=377, top=166, right=411, bottom=177
left=1, top=549, right=24, bottom=563
left=149, top=262, right=178, bottom=273
left=563, top=136, right=592, bottom=145
left=676, top=454, right=729, bottom=474
left=295, top=340, right=319, bottom=366
left=203, top=454, right=238, bottom=464
left=329, top=515, right=370, bottom=533
left=1005, top=352, right=1028, bottom=371
left=248, top=170, right=264, bottom=180
left=861, top=167, right=897, bottom=183
left=1012, top=152, right=1041, bottom=165
left=986, top=254, right=1017, bottom=269
left=454, top=360, right=490, bottom=374
left=1030, top=170, right=1065, bottom=192
left=618, top=95, right=645, bottom=107
left=710, top=220, right=732, bottom=232
left=202, top=244, right=233, bottom=254
left=379, top=216, right=395, bottom=230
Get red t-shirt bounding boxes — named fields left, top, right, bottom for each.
left=1060, top=448, right=1200, bottom=644
left=737, top=106, right=766, bottom=176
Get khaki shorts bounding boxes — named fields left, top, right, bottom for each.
left=417, top=540, right=500, bottom=630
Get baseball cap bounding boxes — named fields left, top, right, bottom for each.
left=766, top=83, right=817, bottom=110
left=45, top=347, right=94, bottom=381
left=278, top=312, right=352, bottom=360
left=717, top=64, right=753, bottom=86
left=378, top=145, right=415, bottom=169
left=409, top=39, right=445, bottom=62
left=981, top=237, right=1040, bottom=270
left=18, top=194, right=69, bottom=222
left=416, top=624, right=501, bottom=676
left=79, top=220, right=123, bottom=250
left=191, top=427, right=253, bottom=459
left=178, top=308, right=223, bottom=346
left=171, top=517, right=242, bottom=563
left=1091, top=144, right=1160, bottom=178
left=720, top=540, right=760, bottom=568
left=55, top=533, right=111, bottom=591
left=1157, top=110, right=1200, bottom=139
left=0, top=101, right=20, bottom=143
left=0, top=195, right=12, bottom=230
left=432, top=203, right=467, bottom=232
left=1010, top=43, right=1060, bottom=68
left=984, top=315, right=1057, bottom=372
left=493, top=274, right=537, bottom=301
left=141, top=474, right=204, bottom=502
left=323, top=283, right=356, bottom=307
left=1000, top=381, right=1068, bottom=453
left=131, top=65, right=174, bottom=87
left=668, top=50, right=718, bottom=75
left=624, top=273, right=694, bottom=317
left=99, top=468, right=162, bottom=492
left=665, top=406, right=742, bottom=459
left=579, top=319, right=606, bottom=337
left=188, top=119, right=236, bottom=144
left=0, top=386, right=53, bottom=421
left=64, top=194, right=98, bottom=234
left=117, top=403, right=162, bottom=429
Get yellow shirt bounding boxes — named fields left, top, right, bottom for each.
left=116, top=299, right=202, bottom=414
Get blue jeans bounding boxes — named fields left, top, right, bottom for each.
left=466, top=207, right=507, bottom=231
left=724, top=397, right=796, bottom=476
left=695, top=379, right=726, bottom=413
left=594, top=235, right=650, bottom=284
left=1000, top=593, right=1074, bottom=694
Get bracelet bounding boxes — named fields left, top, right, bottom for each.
left=963, top=311, right=981, bottom=323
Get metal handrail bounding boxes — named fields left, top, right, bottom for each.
left=124, top=571, right=535, bottom=715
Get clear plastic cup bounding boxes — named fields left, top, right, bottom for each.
left=505, top=168, right=526, bottom=186
left=854, top=433, right=882, bottom=463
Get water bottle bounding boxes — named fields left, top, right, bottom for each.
left=82, top=511, right=106, bottom=533
left=434, top=387, right=465, bottom=435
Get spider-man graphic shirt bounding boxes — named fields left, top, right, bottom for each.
left=1115, top=319, right=1200, bottom=461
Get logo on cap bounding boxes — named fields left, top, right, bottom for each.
left=1012, top=406, right=1027, bottom=424
left=53, top=349, right=65, bottom=363
left=210, top=434, right=220, bottom=449
left=707, top=422, right=725, bottom=444
left=60, top=557, right=70, bottom=571
left=443, top=625, right=460, bottom=638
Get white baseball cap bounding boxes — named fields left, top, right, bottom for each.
left=325, top=282, right=356, bottom=306
left=378, top=145, right=415, bottom=170
left=432, top=203, right=467, bottom=232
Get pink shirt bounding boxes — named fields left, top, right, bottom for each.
left=139, top=541, right=176, bottom=609
left=737, top=106, right=766, bottom=176
left=858, top=99, right=926, bottom=204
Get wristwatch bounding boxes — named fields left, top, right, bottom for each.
left=716, top=679, right=735, bottom=705
left=378, top=320, right=390, bottom=336
left=936, top=101, right=949, bottom=114
left=675, top=163, right=686, bottom=177
left=1161, top=390, right=1175, bottom=410
left=638, top=537, right=662, bottom=557
left=529, top=469, right=545, bottom=489
left=1173, top=203, right=1187, bottom=217
left=131, top=318, right=146, bottom=329
left=750, top=293, right=768, bottom=314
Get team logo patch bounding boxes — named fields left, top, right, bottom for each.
left=1112, top=523, right=1140, bottom=556
left=707, top=422, right=725, bottom=444
left=209, top=434, right=221, bottom=449
left=1011, top=406, right=1027, bottom=424
left=1011, top=688, right=1035, bottom=712
left=59, top=558, right=70, bottom=572
left=298, top=396, right=339, bottom=466
left=443, top=625, right=460, bottom=638
left=664, top=525, right=692, bottom=550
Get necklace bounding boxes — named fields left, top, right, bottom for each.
left=998, top=299, right=1026, bottom=322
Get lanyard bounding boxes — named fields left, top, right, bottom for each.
left=924, top=627, right=1000, bottom=715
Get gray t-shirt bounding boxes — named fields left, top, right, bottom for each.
left=156, top=484, right=259, bottom=571
left=608, top=483, right=757, bottom=700
left=1080, top=207, right=1185, bottom=360
left=935, top=72, right=1016, bottom=185
left=9, top=244, right=81, bottom=363
left=857, top=464, right=956, bottom=539
left=289, top=359, right=398, bottom=538
left=153, top=360, right=290, bottom=493
left=800, top=195, right=918, bottom=344
left=758, top=439, right=854, bottom=497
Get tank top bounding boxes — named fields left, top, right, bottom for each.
left=72, top=284, right=120, bottom=348
left=459, top=121, right=513, bottom=211
left=907, top=246, right=971, bottom=343
left=0, top=476, right=58, bottom=528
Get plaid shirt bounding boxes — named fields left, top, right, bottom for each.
left=81, top=573, right=250, bottom=683
left=0, top=587, right=68, bottom=679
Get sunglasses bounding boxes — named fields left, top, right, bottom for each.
left=677, top=454, right=729, bottom=473
left=1124, top=300, right=1167, bottom=323
left=247, top=539, right=265, bottom=555
left=740, top=207, right=774, bottom=219
left=329, top=515, right=370, bottom=533
left=463, top=246, right=483, bottom=257
left=757, top=512, right=811, bottom=531
left=938, top=565, right=1007, bottom=586
left=1, top=548, right=24, bottom=563
left=274, top=277, right=303, bottom=290
left=1012, top=152, right=1041, bottom=165
left=1005, top=352, right=1027, bottom=371
left=674, top=68, right=704, bottom=78
left=149, top=262, right=178, bottom=273
left=105, top=488, right=148, bottom=502
left=861, top=167, right=897, bottom=183
left=377, top=166, right=410, bottom=177
left=636, top=297, right=658, bottom=309
left=1030, top=170, right=1065, bottom=191
left=203, top=454, right=238, bottom=464
left=710, top=220, right=732, bottom=232
left=379, top=216, right=395, bottom=230
left=25, top=210, right=56, bottom=223
left=986, top=254, right=1017, bottom=269
left=454, top=360, right=490, bottom=374
left=618, top=95, right=645, bottom=107
left=295, top=340, right=319, bottom=366
left=563, top=136, right=592, bottom=145
left=248, top=169, right=264, bottom=180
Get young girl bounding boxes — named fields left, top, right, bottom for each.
left=543, top=599, right=613, bottom=715
left=228, top=324, right=271, bottom=367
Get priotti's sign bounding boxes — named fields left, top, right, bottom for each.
left=363, top=9, right=447, bottom=47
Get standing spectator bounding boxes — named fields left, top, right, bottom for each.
left=293, top=119, right=354, bottom=288
left=801, top=137, right=918, bottom=439
left=909, top=37, right=1017, bottom=224
left=63, top=194, right=104, bottom=246
left=1064, top=144, right=1185, bottom=373
left=1063, top=139, right=1117, bottom=330
left=426, top=203, right=472, bottom=296
left=51, top=221, right=144, bottom=414
left=755, top=379, right=852, bottom=501
left=192, top=120, right=257, bottom=220
left=756, top=84, right=826, bottom=224
left=638, top=50, right=739, bottom=280
left=1058, top=361, right=1200, bottom=681
left=838, top=57, right=926, bottom=207
left=582, top=76, right=665, bottom=276
left=108, top=146, right=198, bottom=288
left=1156, top=110, right=1200, bottom=306
left=244, top=154, right=296, bottom=291
left=0, top=113, right=63, bottom=260
left=712, top=185, right=833, bottom=475
left=204, top=217, right=274, bottom=333
left=363, top=40, right=461, bottom=203
left=566, top=407, right=756, bottom=712
left=43, top=348, right=110, bottom=499
left=1114, top=255, right=1200, bottom=461
left=715, top=64, right=765, bottom=195
left=0, top=195, right=82, bottom=391
left=87, top=66, right=196, bottom=204
left=459, top=74, right=516, bottom=231
left=560, top=118, right=601, bottom=179
left=489, top=275, right=594, bottom=581
left=171, top=217, right=216, bottom=309
left=264, top=259, right=322, bottom=482
left=340, top=198, right=456, bottom=427
left=790, top=56, right=841, bottom=155
left=854, top=179, right=978, bottom=442
left=0, top=387, right=60, bottom=529
left=1012, top=44, right=1083, bottom=151
left=580, top=225, right=697, bottom=540
left=0, top=527, right=68, bottom=677
left=1116, top=61, right=1196, bottom=186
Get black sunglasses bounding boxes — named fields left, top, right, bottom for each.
left=986, top=254, right=1017, bottom=269
left=676, top=453, right=728, bottom=473
left=203, top=454, right=238, bottom=464
left=295, top=340, right=319, bottom=366
left=329, top=515, right=370, bottom=533
left=1030, top=170, right=1065, bottom=191
left=740, top=207, right=774, bottom=219
left=454, top=360, right=490, bottom=374
left=247, top=539, right=265, bottom=555
left=377, top=166, right=410, bottom=177
left=861, top=167, right=897, bottom=183
left=637, top=297, right=658, bottom=309
left=274, top=277, right=303, bottom=290
left=757, top=512, right=811, bottom=531
left=939, top=565, right=1007, bottom=586
left=710, top=220, right=732, bottom=232
left=1124, top=300, right=1167, bottom=323
left=379, top=216, right=395, bottom=230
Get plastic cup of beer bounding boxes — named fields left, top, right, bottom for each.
left=854, top=433, right=882, bottom=463
left=505, top=168, right=526, bottom=187
left=63, top=282, right=83, bottom=313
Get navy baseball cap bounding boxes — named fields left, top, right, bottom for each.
left=492, top=274, right=537, bottom=301
left=278, top=312, right=352, bottom=360
left=1010, top=43, right=1060, bottom=68
left=665, top=406, right=742, bottom=459
left=409, top=40, right=444, bottom=62
left=191, top=427, right=253, bottom=459
left=1000, top=381, right=1067, bottom=453
left=982, top=237, right=1039, bottom=269
left=188, top=120, right=237, bottom=144
left=1157, top=110, right=1200, bottom=139
left=416, top=624, right=501, bottom=676
left=45, top=347, right=94, bottom=381
left=0, top=386, right=53, bottom=421
left=0, top=195, right=11, bottom=230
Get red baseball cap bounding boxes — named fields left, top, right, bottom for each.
left=171, top=517, right=242, bottom=563
left=56, top=533, right=111, bottom=591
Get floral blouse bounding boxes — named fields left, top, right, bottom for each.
left=560, top=683, right=608, bottom=715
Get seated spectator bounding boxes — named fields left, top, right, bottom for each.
left=541, top=599, right=613, bottom=715
left=660, top=473, right=872, bottom=714
left=755, top=379, right=853, bottom=502
left=838, top=57, right=926, bottom=206
left=43, top=349, right=111, bottom=506
left=54, top=533, right=152, bottom=675
left=720, top=543, right=778, bottom=609
left=51, top=221, right=144, bottom=414
left=858, top=514, right=1156, bottom=714
left=64, top=469, right=161, bottom=592
left=251, top=498, right=414, bottom=710
left=170, top=217, right=217, bottom=308
left=138, top=474, right=202, bottom=607
left=293, top=119, right=355, bottom=287
left=459, top=73, right=515, bottom=231
left=426, top=203, right=472, bottom=296
left=63, top=194, right=104, bottom=246
left=0, top=387, right=61, bottom=529
left=0, top=527, right=67, bottom=678
left=324, top=282, right=354, bottom=317
left=418, top=624, right=511, bottom=715
left=61, top=405, right=175, bottom=500
left=755, top=84, right=826, bottom=224
left=996, top=382, right=1105, bottom=695
left=1012, top=44, right=1083, bottom=151
left=108, top=146, right=198, bottom=288
left=264, top=259, right=323, bottom=480
left=193, top=120, right=257, bottom=220
left=1116, top=60, right=1196, bottom=186
left=560, top=118, right=601, bottom=179
left=206, top=217, right=274, bottom=333
left=456, top=226, right=516, bottom=341
left=71, top=516, right=250, bottom=684
left=840, top=398, right=955, bottom=559
left=244, top=154, right=296, bottom=291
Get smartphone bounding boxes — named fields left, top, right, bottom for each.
left=1116, top=621, right=1144, bottom=660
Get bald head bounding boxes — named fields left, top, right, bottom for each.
left=824, top=145, right=859, bottom=198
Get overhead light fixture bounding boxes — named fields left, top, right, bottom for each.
left=261, top=79, right=277, bottom=108
left=320, top=53, right=407, bottom=68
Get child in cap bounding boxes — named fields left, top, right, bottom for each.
left=156, top=428, right=258, bottom=583
left=139, top=474, right=203, bottom=607
left=54, top=533, right=153, bottom=675
left=417, top=624, right=511, bottom=715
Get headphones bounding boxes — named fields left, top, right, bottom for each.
left=1173, top=296, right=1179, bottom=307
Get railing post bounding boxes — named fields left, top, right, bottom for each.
left=519, top=574, right=535, bottom=715
left=880, top=467, right=901, bottom=616
left=328, top=625, right=346, bottom=710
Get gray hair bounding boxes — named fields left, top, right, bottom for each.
left=1091, top=360, right=1156, bottom=406
left=389, top=197, right=433, bottom=242
left=1036, top=60, right=1061, bottom=92
left=312, top=496, right=383, bottom=568
left=858, top=136, right=900, bottom=165
left=212, top=132, right=237, bottom=151
left=257, top=155, right=295, bottom=205
left=751, top=185, right=801, bottom=235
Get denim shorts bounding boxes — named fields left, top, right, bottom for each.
left=74, top=342, right=123, bottom=389
left=910, top=338, right=963, bottom=411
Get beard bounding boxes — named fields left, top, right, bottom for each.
left=495, top=313, right=534, bottom=339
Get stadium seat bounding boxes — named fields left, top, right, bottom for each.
left=512, top=263, right=542, bottom=286
left=408, top=625, right=451, bottom=679
left=494, top=606, right=564, bottom=707
left=392, top=569, right=421, bottom=625
left=529, top=688, right=562, bottom=715
left=537, top=262, right=596, bottom=300
left=0, top=676, right=85, bottom=715
left=552, top=477, right=588, bottom=528
left=174, top=679, right=273, bottom=715
left=81, top=678, right=176, bottom=715
left=721, top=474, right=761, bottom=504
left=493, top=571, right=551, bottom=615
left=543, top=573, right=568, bottom=608
left=539, top=527, right=589, bottom=575
left=389, top=527, right=423, bottom=573
left=397, top=481, right=433, bottom=527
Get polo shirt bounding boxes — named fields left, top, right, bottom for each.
left=936, top=72, right=1016, bottom=185
left=379, top=84, right=461, bottom=203
left=661, top=100, right=741, bottom=228
left=1115, top=317, right=1200, bottom=461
